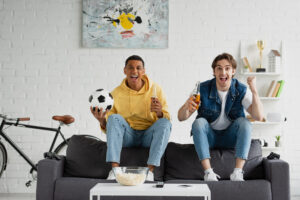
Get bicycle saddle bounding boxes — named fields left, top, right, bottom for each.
left=52, top=115, right=75, bottom=125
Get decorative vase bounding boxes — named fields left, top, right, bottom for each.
left=275, top=141, right=281, bottom=147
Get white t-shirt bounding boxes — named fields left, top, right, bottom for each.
left=210, top=88, right=252, bottom=130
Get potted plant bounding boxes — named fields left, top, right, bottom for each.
left=275, top=135, right=281, bottom=147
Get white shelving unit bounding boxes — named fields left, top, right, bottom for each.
left=251, top=121, right=281, bottom=125
left=242, top=72, right=280, bottom=76
left=260, top=97, right=280, bottom=101
left=262, top=147, right=282, bottom=151
left=238, top=40, right=286, bottom=157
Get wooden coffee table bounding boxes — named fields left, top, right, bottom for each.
left=90, top=183, right=210, bottom=200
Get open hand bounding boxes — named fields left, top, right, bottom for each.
left=90, top=106, right=107, bottom=126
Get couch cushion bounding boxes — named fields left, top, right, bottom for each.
left=54, top=177, right=112, bottom=200
left=64, top=135, right=111, bottom=178
left=64, top=135, right=164, bottom=180
left=243, top=139, right=264, bottom=179
left=165, top=180, right=271, bottom=200
left=164, top=139, right=263, bottom=181
left=55, top=178, right=271, bottom=200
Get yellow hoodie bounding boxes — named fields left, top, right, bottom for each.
left=106, top=75, right=170, bottom=131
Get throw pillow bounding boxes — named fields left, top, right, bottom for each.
left=64, top=135, right=164, bottom=180
left=164, top=139, right=263, bottom=181
left=64, top=135, right=111, bottom=178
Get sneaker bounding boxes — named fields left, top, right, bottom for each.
left=146, top=170, right=154, bottom=181
left=204, top=171, right=220, bottom=181
left=230, top=169, right=244, bottom=181
left=107, top=167, right=122, bottom=180
left=107, top=170, right=115, bottom=180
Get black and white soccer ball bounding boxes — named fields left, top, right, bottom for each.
left=89, top=89, right=114, bottom=111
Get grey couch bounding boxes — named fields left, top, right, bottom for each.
left=36, top=135, right=290, bottom=200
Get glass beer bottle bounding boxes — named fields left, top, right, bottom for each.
left=190, top=81, right=200, bottom=109
left=151, top=84, right=157, bottom=104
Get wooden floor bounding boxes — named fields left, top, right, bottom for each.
left=0, top=193, right=35, bottom=200
left=0, top=193, right=299, bottom=200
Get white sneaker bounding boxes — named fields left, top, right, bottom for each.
left=107, top=170, right=115, bottom=180
left=204, top=171, right=220, bottom=181
left=230, top=169, right=244, bottom=181
left=146, top=170, right=154, bottom=181
left=107, top=167, right=122, bottom=180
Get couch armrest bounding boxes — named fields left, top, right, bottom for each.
left=263, top=158, right=290, bottom=200
left=36, top=157, right=65, bottom=200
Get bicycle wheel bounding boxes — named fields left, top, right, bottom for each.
left=0, top=141, right=8, bottom=178
left=54, top=135, right=101, bottom=156
left=53, top=138, right=69, bottom=156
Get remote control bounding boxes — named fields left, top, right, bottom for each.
left=156, top=181, right=164, bottom=188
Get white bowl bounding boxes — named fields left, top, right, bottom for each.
left=113, top=167, right=149, bottom=186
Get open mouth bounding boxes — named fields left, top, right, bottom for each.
left=121, top=30, right=135, bottom=38
left=130, top=75, right=138, bottom=81
left=220, top=77, right=228, bottom=83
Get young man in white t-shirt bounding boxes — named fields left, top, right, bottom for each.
left=178, top=53, right=264, bottom=181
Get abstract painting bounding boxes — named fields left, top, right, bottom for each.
left=82, top=0, right=169, bottom=48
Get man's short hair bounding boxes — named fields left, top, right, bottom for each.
left=125, top=55, right=145, bottom=67
left=211, top=53, right=237, bottom=70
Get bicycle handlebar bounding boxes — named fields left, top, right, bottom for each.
left=0, top=114, right=30, bottom=122
left=18, top=117, right=30, bottom=121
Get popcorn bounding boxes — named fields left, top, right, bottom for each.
left=116, top=173, right=146, bottom=186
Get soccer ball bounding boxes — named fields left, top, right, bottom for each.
left=89, top=89, right=114, bottom=111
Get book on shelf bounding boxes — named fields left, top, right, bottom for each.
left=266, top=80, right=276, bottom=97
left=267, top=80, right=285, bottom=97
left=271, top=81, right=281, bottom=97
left=242, top=57, right=253, bottom=72
left=276, top=80, right=285, bottom=97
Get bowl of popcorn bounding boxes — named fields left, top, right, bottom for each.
left=113, top=167, right=149, bottom=186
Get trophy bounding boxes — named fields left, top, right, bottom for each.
left=256, top=40, right=266, bottom=72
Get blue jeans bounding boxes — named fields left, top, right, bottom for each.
left=192, top=117, right=252, bottom=160
left=106, top=114, right=172, bottom=166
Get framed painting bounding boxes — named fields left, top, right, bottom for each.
left=82, top=0, right=169, bottom=48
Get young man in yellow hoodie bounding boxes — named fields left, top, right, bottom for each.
left=90, top=55, right=171, bottom=181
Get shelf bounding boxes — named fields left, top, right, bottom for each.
left=251, top=121, right=281, bottom=125
left=240, top=40, right=285, bottom=155
left=260, top=97, right=280, bottom=100
left=262, top=146, right=282, bottom=151
left=241, top=72, right=280, bottom=76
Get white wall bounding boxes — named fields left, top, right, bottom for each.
left=0, top=0, right=300, bottom=195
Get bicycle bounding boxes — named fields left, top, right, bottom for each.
left=0, top=114, right=98, bottom=187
